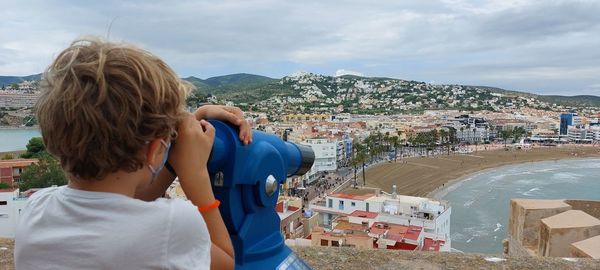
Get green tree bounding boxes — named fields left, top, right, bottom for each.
left=0, top=182, right=10, bottom=189
left=11, top=83, right=19, bottom=90
left=19, top=156, right=67, bottom=191
left=21, top=137, right=45, bottom=158
left=501, top=128, right=513, bottom=148
left=2, top=153, right=14, bottom=160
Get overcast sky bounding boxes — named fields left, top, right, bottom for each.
left=2, top=0, right=600, bottom=95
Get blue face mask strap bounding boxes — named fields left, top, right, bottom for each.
left=148, top=140, right=171, bottom=184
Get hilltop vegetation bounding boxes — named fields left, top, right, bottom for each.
left=182, top=72, right=600, bottom=115
left=0, top=74, right=42, bottom=86
left=3, top=72, right=600, bottom=115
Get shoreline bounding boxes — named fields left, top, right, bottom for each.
left=343, top=145, right=600, bottom=198
left=426, top=156, right=600, bottom=200
left=0, top=126, right=39, bottom=130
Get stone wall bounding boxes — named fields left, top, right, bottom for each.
left=3, top=238, right=600, bottom=270
left=507, top=198, right=600, bottom=258
left=566, top=200, right=600, bottom=220
left=292, top=246, right=600, bottom=270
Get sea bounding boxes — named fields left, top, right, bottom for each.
left=0, top=128, right=42, bottom=152
left=441, top=158, right=600, bottom=254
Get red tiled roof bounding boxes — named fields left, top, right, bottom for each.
left=0, top=159, right=37, bottom=168
left=275, top=201, right=300, bottom=213
left=369, top=222, right=423, bottom=242
left=403, top=226, right=423, bottom=241
left=422, top=237, right=445, bottom=251
left=350, top=210, right=378, bottom=219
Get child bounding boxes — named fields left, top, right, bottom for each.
left=14, top=38, right=252, bottom=269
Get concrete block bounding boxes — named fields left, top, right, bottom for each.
left=539, top=210, right=600, bottom=257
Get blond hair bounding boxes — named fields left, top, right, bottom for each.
left=37, top=38, right=190, bottom=180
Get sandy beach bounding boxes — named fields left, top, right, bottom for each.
left=343, top=145, right=600, bottom=198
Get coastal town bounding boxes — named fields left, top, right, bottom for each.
left=2, top=74, right=600, bottom=262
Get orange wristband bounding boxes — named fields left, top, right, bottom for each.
left=198, top=200, right=221, bottom=213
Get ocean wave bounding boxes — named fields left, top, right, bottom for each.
left=522, top=187, right=542, bottom=196
left=463, top=199, right=475, bottom=207
left=493, top=223, right=502, bottom=232
left=552, top=172, right=584, bottom=181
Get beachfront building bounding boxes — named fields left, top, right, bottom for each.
left=296, top=138, right=338, bottom=185
left=0, top=188, right=28, bottom=238
left=309, top=187, right=451, bottom=251
left=560, top=113, right=582, bottom=135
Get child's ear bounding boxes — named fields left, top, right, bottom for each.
left=146, top=139, right=163, bottom=166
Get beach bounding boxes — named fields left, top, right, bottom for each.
left=343, top=145, right=600, bottom=198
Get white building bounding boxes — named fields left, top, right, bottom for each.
left=309, top=187, right=451, bottom=250
left=0, top=189, right=28, bottom=238
left=299, top=139, right=338, bottom=185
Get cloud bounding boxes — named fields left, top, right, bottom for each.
left=1, top=0, right=599, bottom=95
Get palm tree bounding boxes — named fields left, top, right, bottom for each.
left=466, top=124, right=471, bottom=143
left=473, top=127, right=477, bottom=152
left=484, top=125, right=489, bottom=143
left=391, top=135, right=400, bottom=162
left=439, top=129, right=448, bottom=156
left=501, top=128, right=512, bottom=148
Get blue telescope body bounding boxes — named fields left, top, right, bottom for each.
left=207, top=120, right=315, bottom=270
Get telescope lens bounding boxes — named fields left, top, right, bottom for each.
left=294, top=144, right=315, bottom=176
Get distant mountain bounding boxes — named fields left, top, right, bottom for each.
left=203, top=73, right=276, bottom=88
left=537, top=95, right=600, bottom=107
left=183, top=73, right=286, bottom=102
left=178, top=72, right=600, bottom=110
left=3, top=72, right=600, bottom=110
left=0, top=73, right=42, bottom=85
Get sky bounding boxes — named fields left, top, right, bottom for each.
left=1, top=0, right=600, bottom=95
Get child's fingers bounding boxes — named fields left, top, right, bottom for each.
left=200, top=120, right=215, bottom=137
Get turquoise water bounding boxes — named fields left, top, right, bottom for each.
left=0, top=129, right=41, bottom=152
left=441, top=159, right=600, bottom=254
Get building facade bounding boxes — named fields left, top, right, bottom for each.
left=309, top=188, right=451, bottom=251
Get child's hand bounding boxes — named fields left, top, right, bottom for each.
left=194, top=105, right=252, bottom=145
left=169, top=113, right=215, bottom=178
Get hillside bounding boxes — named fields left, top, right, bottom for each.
left=3, top=72, right=600, bottom=113
left=0, top=74, right=41, bottom=86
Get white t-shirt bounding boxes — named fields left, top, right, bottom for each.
left=14, top=186, right=211, bottom=270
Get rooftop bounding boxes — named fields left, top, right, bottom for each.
left=333, top=219, right=368, bottom=232
left=571, top=235, right=600, bottom=259
left=329, top=193, right=375, bottom=201
left=349, top=210, right=378, bottom=219
left=0, top=159, right=37, bottom=168
left=422, top=237, right=445, bottom=252
left=541, top=210, right=600, bottom=229
left=512, top=199, right=571, bottom=210
left=369, top=222, right=422, bottom=242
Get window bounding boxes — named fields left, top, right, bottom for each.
left=0, top=201, right=7, bottom=206
left=0, top=214, right=7, bottom=218
left=351, top=202, right=356, bottom=207
left=339, top=200, right=344, bottom=210
left=327, top=199, right=333, bottom=208
left=331, top=240, right=340, bottom=247
left=366, top=203, right=369, bottom=212
left=321, top=239, right=328, bottom=246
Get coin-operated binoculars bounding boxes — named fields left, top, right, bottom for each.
left=207, top=120, right=315, bottom=270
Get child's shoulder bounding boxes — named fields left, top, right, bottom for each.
left=26, top=186, right=61, bottom=203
